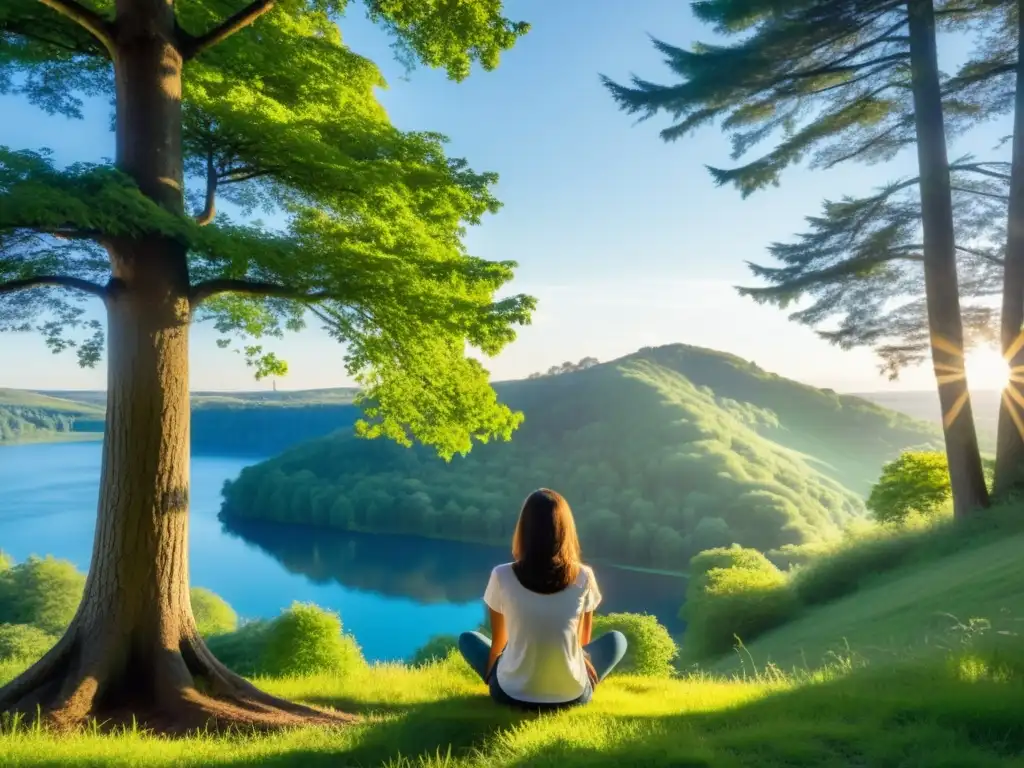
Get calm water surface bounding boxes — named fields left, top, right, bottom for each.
left=0, top=441, right=687, bottom=661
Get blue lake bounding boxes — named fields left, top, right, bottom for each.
left=0, top=441, right=687, bottom=662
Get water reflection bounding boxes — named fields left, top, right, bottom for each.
left=221, top=518, right=688, bottom=634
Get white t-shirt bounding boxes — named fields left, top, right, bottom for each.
left=483, top=562, right=602, bottom=704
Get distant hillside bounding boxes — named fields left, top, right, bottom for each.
left=220, top=344, right=940, bottom=571
left=858, top=389, right=1000, bottom=453
left=0, top=389, right=105, bottom=444
left=0, top=388, right=360, bottom=454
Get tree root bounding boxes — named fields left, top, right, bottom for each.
left=0, top=626, right=355, bottom=736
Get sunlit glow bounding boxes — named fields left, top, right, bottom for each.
left=964, top=346, right=1012, bottom=392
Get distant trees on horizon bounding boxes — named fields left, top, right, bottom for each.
left=527, top=357, right=600, bottom=379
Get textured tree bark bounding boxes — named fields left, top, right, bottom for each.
left=993, top=7, right=1024, bottom=497
left=907, top=0, right=989, bottom=517
left=0, top=0, right=351, bottom=731
left=0, top=256, right=348, bottom=730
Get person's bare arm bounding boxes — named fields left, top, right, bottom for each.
left=579, top=610, right=594, bottom=646
left=579, top=611, right=598, bottom=685
left=486, top=607, right=507, bottom=682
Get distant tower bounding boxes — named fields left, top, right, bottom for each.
left=273, top=379, right=277, bottom=392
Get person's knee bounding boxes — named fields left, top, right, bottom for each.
left=607, top=630, right=628, bottom=654
left=458, top=631, right=478, bottom=653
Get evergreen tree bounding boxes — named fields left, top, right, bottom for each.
left=0, top=0, right=531, bottom=729
left=737, top=170, right=1006, bottom=379
left=603, top=0, right=996, bottom=516
left=957, top=1, right=1024, bottom=493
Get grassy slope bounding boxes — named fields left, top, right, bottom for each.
left=0, top=390, right=106, bottom=445
left=2, top=657, right=1024, bottom=766
left=706, top=531, right=1024, bottom=676
left=0, top=390, right=104, bottom=415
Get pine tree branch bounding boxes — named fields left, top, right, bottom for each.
left=35, top=0, right=116, bottom=56
left=898, top=243, right=1005, bottom=266
left=195, top=151, right=218, bottom=226
left=0, top=274, right=107, bottom=299
left=951, top=185, right=1009, bottom=202
left=782, top=52, right=910, bottom=84
left=180, top=0, right=276, bottom=60
left=946, top=62, right=1016, bottom=94
left=742, top=252, right=927, bottom=297
left=821, top=122, right=908, bottom=169
left=190, top=279, right=332, bottom=306
left=950, top=162, right=1012, bottom=182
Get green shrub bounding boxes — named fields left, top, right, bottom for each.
left=206, top=619, right=270, bottom=677
left=0, top=623, right=57, bottom=663
left=592, top=613, right=677, bottom=677
left=0, top=552, right=12, bottom=572
left=682, top=546, right=799, bottom=662
left=791, top=527, right=934, bottom=606
left=263, top=603, right=364, bottom=677
left=208, top=603, right=364, bottom=678
left=868, top=451, right=953, bottom=525
left=411, top=634, right=459, bottom=666
left=191, top=588, right=237, bottom=637
left=0, top=556, right=85, bottom=634
left=765, top=541, right=834, bottom=571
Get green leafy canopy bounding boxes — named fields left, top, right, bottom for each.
left=0, top=0, right=534, bottom=459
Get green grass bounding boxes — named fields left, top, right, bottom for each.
left=2, top=651, right=1024, bottom=766
left=706, top=530, right=1024, bottom=676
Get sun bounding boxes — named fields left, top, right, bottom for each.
left=965, top=346, right=1012, bottom=392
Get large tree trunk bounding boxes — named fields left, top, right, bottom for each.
left=907, top=0, right=989, bottom=517
left=993, top=6, right=1024, bottom=497
left=0, top=257, right=346, bottom=731
left=0, top=0, right=350, bottom=732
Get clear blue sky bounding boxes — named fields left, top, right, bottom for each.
left=1, top=0, right=1011, bottom=393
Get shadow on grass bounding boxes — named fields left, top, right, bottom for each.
left=252, top=691, right=527, bottom=768
left=504, top=665, right=1024, bottom=768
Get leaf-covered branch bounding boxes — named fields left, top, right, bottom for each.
left=35, top=0, right=115, bottom=56
left=0, top=273, right=106, bottom=298
left=190, top=278, right=332, bottom=306
left=179, top=0, right=276, bottom=61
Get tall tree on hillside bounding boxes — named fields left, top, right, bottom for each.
left=949, top=0, right=1024, bottom=493
left=996, top=2, right=1024, bottom=492
left=0, top=0, right=531, bottom=730
left=603, top=0, right=995, bottom=516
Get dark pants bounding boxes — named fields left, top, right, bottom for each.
left=458, top=630, right=629, bottom=710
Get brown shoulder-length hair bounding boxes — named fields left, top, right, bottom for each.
left=511, top=488, right=582, bottom=594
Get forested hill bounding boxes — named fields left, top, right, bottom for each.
left=0, top=389, right=359, bottom=455
left=220, top=344, right=940, bottom=571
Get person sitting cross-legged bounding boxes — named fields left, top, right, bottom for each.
left=459, top=488, right=628, bottom=710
